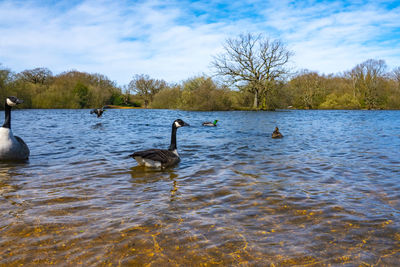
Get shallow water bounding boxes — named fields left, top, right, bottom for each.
left=1, top=109, right=399, bottom=266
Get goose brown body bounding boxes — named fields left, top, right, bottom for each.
left=130, top=119, right=189, bottom=168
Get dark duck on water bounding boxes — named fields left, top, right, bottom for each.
left=90, top=106, right=106, bottom=118
left=0, top=96, right=30, bottom=160
left=272, top=126, right=283, bottom=139
left=130, top=119, right=190, bottom=168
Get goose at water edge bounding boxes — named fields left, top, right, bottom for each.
left=90, top=106, right=106, bottom=118
left=202, top=120, right=218, bottom=127
left=271, top=126, right=283, bottom=139
left=130, top=119, right=190, bottom=168
left=0, top=96, right=30, bottom=160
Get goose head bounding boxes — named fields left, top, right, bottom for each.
left=6, top=96, right=24, bottom=107
left=174, top=119, right=190, bottom=128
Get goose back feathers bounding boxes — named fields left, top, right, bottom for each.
left=131, top=149, right=180, bottom=168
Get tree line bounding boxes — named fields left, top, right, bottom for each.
left=0, top=67, right=132, bottom=109
left=1, top=33, right=400, bottom=110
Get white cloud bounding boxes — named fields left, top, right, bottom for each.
left=1, top=0, right=400, bottom=86
left=0, top=0, right=239, bottom=84
left=261, top=0, right=400, bottom=74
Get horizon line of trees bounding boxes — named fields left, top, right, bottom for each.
left=1, top=33, right=400, bottom=111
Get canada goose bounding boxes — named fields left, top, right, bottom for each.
left=0, top=96, right=30, bottom=160
left=272, top=126, right=283, bottom=138
left=90, top=106, right=105, bottom=118
left=130, top=119, right=190, bottom=168
left=202, top=120, right=218, bottom=126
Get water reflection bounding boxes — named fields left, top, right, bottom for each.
left=129, top=166, right=180, bottom=202
left=91, top=122, right=104, bottom=130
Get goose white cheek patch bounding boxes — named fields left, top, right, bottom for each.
left=6, top=99, right=17, bottom=106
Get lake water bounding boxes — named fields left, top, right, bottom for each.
left=1, top=109, right=399, bottom=265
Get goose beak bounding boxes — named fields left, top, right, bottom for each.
left=183, top=122, right=190, bottom=127
left=16, top=99, right=24, bottom=104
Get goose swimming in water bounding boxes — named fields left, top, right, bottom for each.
left=271, top=126, right=283, bottom=139
left=130, top=119, right=190, bottom=168
left=202, top=120, right=218, bottom=127
left=0, top=96, right=30, bottom=160
left=90, top=106, right=105, bottom=118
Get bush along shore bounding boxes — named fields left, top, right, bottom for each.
left=2, top=33, right=400, bottom=112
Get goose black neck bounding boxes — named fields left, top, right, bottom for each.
left=168, top=124, right=178, bottom=151
left=2, top=103, right=11, bottom=129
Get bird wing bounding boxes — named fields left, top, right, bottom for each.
left=130, top=149, right=178, bottom=164
left=14, top=136, right=30, bottom=159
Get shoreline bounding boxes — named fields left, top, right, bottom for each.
left=105, top=105, right=142, bottom=109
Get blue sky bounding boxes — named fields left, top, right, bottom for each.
left=1, top=0, right=399, bottom=86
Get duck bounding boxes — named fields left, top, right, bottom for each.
left=130, top=119, right=190, bottom=168
left=202, top=120, right=218, bottom=127
left=0, top=96, right=30, bottom=160
left=90, top=106, right=106, bottom=118
left=271, top=126, right=283, bottom=138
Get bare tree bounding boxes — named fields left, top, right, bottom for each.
left=128, top=74, right=167, bottom=108
left=393, top=66, right=400, bottom=89
left=212, top=33, right=293, bottom=109
left=0, top=65, right=14, bottom=108
left=290, top=70, right=326, bottom=109
left=0, top=65, right=13, bottom=90
left=18, top=67, right=53, bottom=85
left=350, top=59, right=387, bottom=109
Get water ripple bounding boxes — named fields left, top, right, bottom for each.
left=0, top=109, right=399, bottom=265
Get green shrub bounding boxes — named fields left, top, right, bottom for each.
left=319, top=93, right=360, bottom=109
left=151, top=86, right=181, bottom=109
